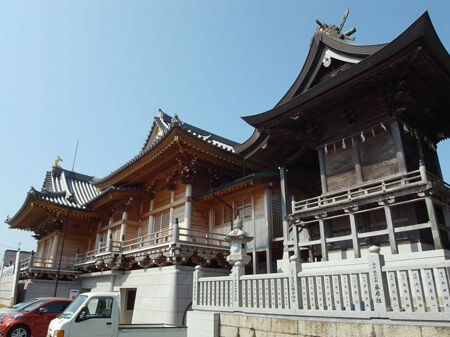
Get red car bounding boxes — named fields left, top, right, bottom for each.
left=0, top=298, right=72, bottom=337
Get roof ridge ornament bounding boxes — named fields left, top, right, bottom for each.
left=171, top=112, right=182, bottom=126
left=53, top=156, right=63, bottom=168
left=315, top=8, right=356, bottom=40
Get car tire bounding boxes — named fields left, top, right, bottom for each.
left=7, top=325, right=30, bottom=337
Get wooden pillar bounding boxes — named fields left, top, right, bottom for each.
left=415, top=132, right=425, bottom=167
left=346, top=208, right=360, bottom=258
left=208, top=208, right=214, bottom=232
left=391, top=120, right=407, bottom=173
left=317, top=148, right=328, bottom=194
left=318, top=217, right=328, bottom=261
left=293, top=225, right=300, bottom=260
left=279, top=167, right=290, bottom=255
left=442, top=204, right=450, bottom=245
left=263, top=187, right=273, bottom=273
left=380, top=200, right=398, bottom=254
left=148, top=200, right=154, bottom=235
left=352, top=137, right=364, bottom=184
left=120, top=211, right=128, bottom=242
left=107, top=216, right=113, bottom=244
left=184, top=184, right=193, bottom=230
left=50, top=234, right=59, bottom=258
left=36, top=241, right=44, bottom=259
left=433, top=144, right=444, bottom=180
left=424, top=196, right=443, bottom=249
left=169, top=190, right=175, bottom=228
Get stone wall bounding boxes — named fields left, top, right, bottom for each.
left=187, top=311, right=450, bottom=337
left=218, top=313, right=450, bottom=337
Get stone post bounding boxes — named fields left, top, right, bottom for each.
left=231, top=262, right=244, bottom=310
left=367, top=246, right=389, bottom=317
left=192, top=265, right=204, bottom=309
left=288, top=255, right=301, bottom=313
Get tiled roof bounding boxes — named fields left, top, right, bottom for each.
left=142, top=109, right=238, bottom=152
left=94, top=110, right=239, bottom=185
left=36, top=166, right=101, bottom=209
left=5, top=167, right=102, bottom=225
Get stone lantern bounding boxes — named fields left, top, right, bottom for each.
left=225, top=217, right=253, bottom=266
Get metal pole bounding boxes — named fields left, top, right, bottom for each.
left=54, top=213, right=70, bottom=297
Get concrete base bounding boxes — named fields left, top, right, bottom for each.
left=79, top=265, right=227, bottom=326
left=187, top=311, right=450, bottom=337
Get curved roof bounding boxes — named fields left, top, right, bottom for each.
left=93, top=110, right=240, bottom=186
left=6, top=166, right=101, bottom=226
left=238, top=12, right=450, bottom=155
left=274, top=32, right=385, bottom=108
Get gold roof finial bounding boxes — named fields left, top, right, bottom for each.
left=53, top=156, right=63, bottom=168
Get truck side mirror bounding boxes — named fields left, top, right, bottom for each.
left=76, top=309, right=87, bottom=322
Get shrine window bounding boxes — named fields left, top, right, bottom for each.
left=236, top=197, right=252, bottom=221
left=214, top=205, right=232, bottom=227
left=153, top=210, right=170, bottom=233
left=213, top=196, right=252, bottom=228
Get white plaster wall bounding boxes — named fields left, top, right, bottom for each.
left=17, top=279, right=80, bottom=301
left=80, top=266, right=227, bottom=326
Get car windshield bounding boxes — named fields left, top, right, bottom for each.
left=20, top=300, right=47, bottom=312
left=11, top=299, right=38, bottom=310
left=59, top=295, right=87, bottom=319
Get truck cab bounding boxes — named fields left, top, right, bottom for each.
left=48, top=292, right=118, bottom=337
left=48, top=292, right=186, bottom=337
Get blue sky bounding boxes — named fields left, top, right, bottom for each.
left=1, top=1, right=449, bottom=258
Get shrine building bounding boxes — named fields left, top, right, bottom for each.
left=5, top=10, right=450, bottom=331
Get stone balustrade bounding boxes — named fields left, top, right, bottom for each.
left=193, top=247, right=450, bottom=324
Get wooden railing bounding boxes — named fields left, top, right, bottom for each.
left=74, top=225, right=229, bottom=265
left=291, top=169, right=428, bottom=215
left=75, top=240, right=122, bottom=264
left=19, top=256, right=75, bottom=271
left=193, top=247, right=450, bottom=323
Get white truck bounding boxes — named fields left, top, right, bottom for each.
left=47, top=292, right=186, bottom=337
